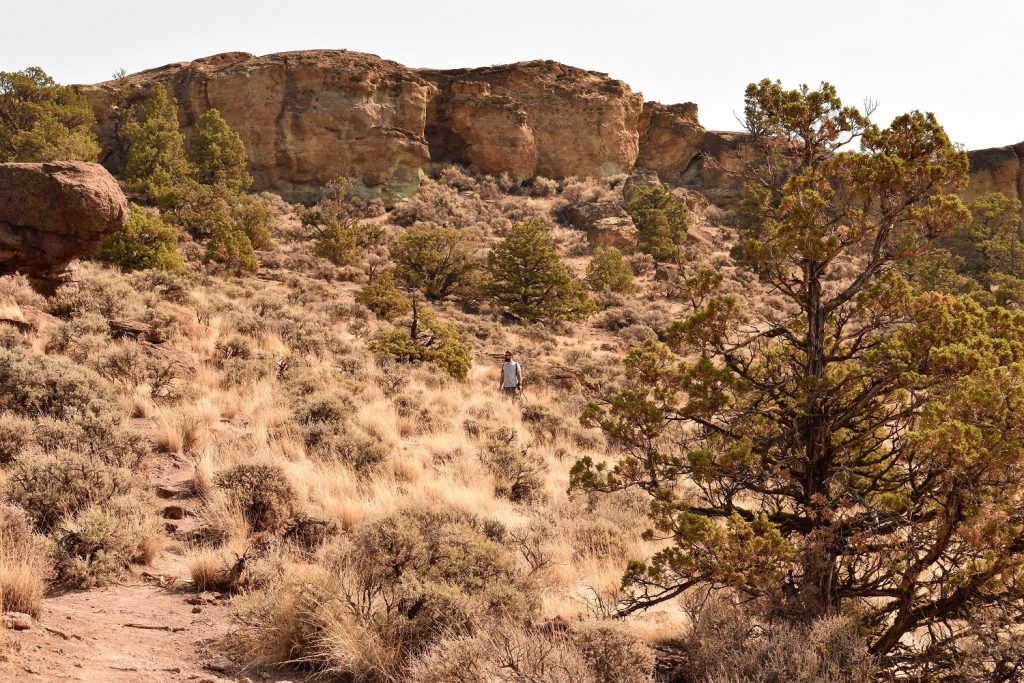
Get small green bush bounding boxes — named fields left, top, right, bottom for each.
left=98, top=203, right=184, bottom=272
left=356, top=270, right=412, bottom=321
left=370, top=306, right=471, bottom=381
left=586, top=247, right=634, bottom=294
left=215, top=463, right=296, bottom=533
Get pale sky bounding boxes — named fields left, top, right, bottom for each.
left=2, top=0, right=1021, bottom=150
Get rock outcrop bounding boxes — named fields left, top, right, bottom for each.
left=965, top=142, right=1024, bottom=223
left=420, top=61, right=643, bottom=180
left=75, top=50, right=1024, bottom=223
left=79, top=51, right=438, bottom=203
left=637, top=101, right=760, bottom=207
left=0, top=161, right=127, bottom=290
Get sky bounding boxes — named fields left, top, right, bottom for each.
left=2, top=0, right=1021, bottom=150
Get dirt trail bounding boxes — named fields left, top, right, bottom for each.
left=0, top=451, right=303, bottom=683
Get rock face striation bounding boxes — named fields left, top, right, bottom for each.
left=77, top=49, right=1024, bottom=221
left=0, top=161, right=127, bottom=290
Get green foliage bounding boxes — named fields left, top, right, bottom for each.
left=370, top=302, right=472, bottom=381
left=626, top=185, right=688, bottom=262
left=186, top=108, right=252, bottom=192
left=485, top=219, right=595, bottom=321
left=97, top=203, right=183, bottom=272
left=215, top=463, right=296, bottom=533
left=0, top=67, right=99, bottom=162
left=392, top=224, right=480, bottom=299
left=313, top=223, right=362, bottom=266
left=163, top=182, right=268, bottom=273
left=585, top=247, right=634, bottom=294
left=355, top=270, right=412, bottom=321
left=120, top=84, right=192, bottom=202
left=941, top=192, right=1024, bottom=304
left=572, top=80, right=1024, bottom=678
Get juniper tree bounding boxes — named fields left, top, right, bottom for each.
left=187, top=108, right=252, bottom=192
left=120, top=84, right=191, bottom=202
left=572, top=80, right=1024, bottom=678
left=0, top=67, right=99, bottom=162
left=97, top=203, right=183, bottom=272
left=485, top=219, right=594, bottom=321
left=392, top=223, right=480, bottom=300
left=627, top=185, right=688, bottom=263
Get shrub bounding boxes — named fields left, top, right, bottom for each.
left=627, top=184, right=688, bottom=263
left=0, top=412, right=32, bottom=463
left=215, top=463, right=297, bottom=533
left=370, top=305, right=471, bottom=381
left=355, top=270, right=412, bottom=321
left=5, top=451, right=133, bottom=531
left=186, top=108, right=252, bottom=192
left=478, top=428, right=547, bottom=503
left=283, top=514, right=338, bottom=553
left=120, top=84, right=192, bottom=202
left=97, top=203, right=184, bottom=272
left=671, top=596, right=876, bottom=683
left=408, top=624, right=596, bottom=683
left=312, top=223, right=365, bottom=267
left=206, top=220, right=258, bottom=274
left=570, top=622, right=655, bottom=683
left=0, top=67, right=99, bottom=162
left=302, top=421, right=389, bottom=472
left=0, top=349, right=118, bottom=421
left=586, top=247, right=634, bottom=294
left=392, top=224, right=480, bottom=299
left=54, top=507, right=136, bottom=587
left=485, top=219, right=595, bottom=321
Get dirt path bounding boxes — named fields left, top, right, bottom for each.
left=0, top=452, right=304, bottom=683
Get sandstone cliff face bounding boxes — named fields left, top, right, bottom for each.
left=0, top=161, right=127, bottom=290
left=76, top=50, right=1024, bottom=222
left=637, top=101, right=760, bottom=207
left=965, top=142, right=1024, bottom=221
left=80, top=51, right=437, bottom=203
left=420, top=61, right=643, bottom=180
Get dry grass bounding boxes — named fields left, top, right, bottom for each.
left=0, top=527, right=47, bottom=617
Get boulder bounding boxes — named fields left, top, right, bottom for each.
left=79, top=51, right=438, bottom=203
left=0, top=161, right=127, bottom=291
left=560, top=200, right=627, bottom=229
left=586, top=217, right=638, bottom=250
left=420, top=60, right=643, bottom=180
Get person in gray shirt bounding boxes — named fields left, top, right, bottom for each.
left=499, top=351, right=522, bottom=398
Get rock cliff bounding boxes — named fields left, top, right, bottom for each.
left=419, top=61, right=643, bottom=180
left=0, top=161, right=127, bottom=291
left=76, top=50, right=1024, bottom=220
left=79, top=51, right=437, bottom=203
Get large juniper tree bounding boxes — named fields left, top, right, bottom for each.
left=572, top=80, right=1024, bottom=678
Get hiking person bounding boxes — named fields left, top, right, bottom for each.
left=499, top=351, right=522, bottom=398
